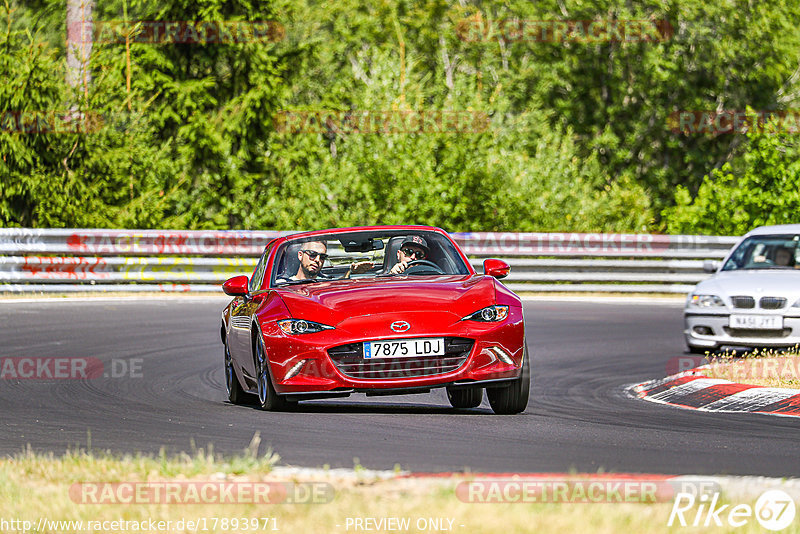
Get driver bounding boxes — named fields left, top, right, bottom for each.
left=389, top=235, right=431, bottom=275
left=775, top=246, right=796, bottom=267
left=344, top=235, right=436, bottom=277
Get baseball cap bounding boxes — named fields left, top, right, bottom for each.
left=400, top=235, right=429, bottom=253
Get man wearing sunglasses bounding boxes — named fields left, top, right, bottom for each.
left=292, top=240, right=329, bottom=280
left=389, top=235, right=431, bottom=275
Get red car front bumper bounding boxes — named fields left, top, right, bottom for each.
left=260, top=307, right=526, bottom=396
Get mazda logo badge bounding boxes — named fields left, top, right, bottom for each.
left=390, top=321, right=410, bottom=332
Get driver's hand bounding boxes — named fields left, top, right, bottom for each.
left=390, top=259, right=411, bottom=275
left=349, top=261, right=374, bottom=274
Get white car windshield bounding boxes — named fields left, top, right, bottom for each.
left=271, top=230, right=470, bottom=286
left=722, top=234, right=800, bottom=271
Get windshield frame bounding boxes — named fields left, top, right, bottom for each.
left=267, top=228, right=472, bottom=288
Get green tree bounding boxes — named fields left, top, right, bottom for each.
left=6, top=0, right=797, bottom=232
left=663, top=117, right=800, bottom=235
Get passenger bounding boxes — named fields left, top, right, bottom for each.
left=288, top=240, right=328, bottom=280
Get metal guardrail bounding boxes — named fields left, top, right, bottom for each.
left=0, top=228, right=739, bottom=294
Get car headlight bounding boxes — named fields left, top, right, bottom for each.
left=277, top=319, right=335, bottom=334
left=687, top=294, right=726, bottom=308
left=793, top=298, right=800, bottom=308
left=462, top=305, right=509, bottom=322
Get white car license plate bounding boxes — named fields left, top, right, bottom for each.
left=729, top=314, right=783, bottom=330
left=363, top=338, right=445, bottom=359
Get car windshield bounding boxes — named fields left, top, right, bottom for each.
left=722, top=234, right=800, bottom=271
left=271, top=230, right=470, bottom=286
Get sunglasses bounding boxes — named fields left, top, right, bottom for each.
left=400, top=247, right=426, bottom=259
left=301, top=249, right=329, bottom=261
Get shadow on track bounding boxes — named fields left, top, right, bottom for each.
left=224, top=399, right=496, bottom=415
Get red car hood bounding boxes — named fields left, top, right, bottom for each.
left=277, top=275, right=496, bottom=326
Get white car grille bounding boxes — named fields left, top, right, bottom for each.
left=759, top=297, right=787, bottom=310
left=730, top=296, right=755, bottom=309
left=731, top=295, right=787, bottom=310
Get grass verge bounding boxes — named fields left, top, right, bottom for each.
left=0, top=446, right=794, bottom=533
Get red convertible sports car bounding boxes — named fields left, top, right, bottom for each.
left=220, top=226, right=529, bottom=414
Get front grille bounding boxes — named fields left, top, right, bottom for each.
left=731, top=296, right=755, bottom=309
left=759, top=297, right=787, bottom=310
left=327, top=337, right=474, bottom=380
left=722, top=327, right=792, bottom=338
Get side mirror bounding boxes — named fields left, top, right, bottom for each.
left=702, top=260, right=720, bottom=274
left=483, top=258, right=510, bottom=279
left=222, top=275, right=249, bottom=296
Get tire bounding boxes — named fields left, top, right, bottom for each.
left=446, top=387, right=483, bottom=409
left=254, top=335, right=291, bottom=411
left=224, top=341, right=251, bottom=405
left=487, top=346, right=530, bottom=415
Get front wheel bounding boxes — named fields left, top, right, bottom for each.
left=446, top=387, right=483, bottom=409
left=255, top=336, right=292, bottom=411
left=487, top=346, right=530, bottom=415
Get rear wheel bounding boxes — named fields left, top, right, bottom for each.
left=487, top=347, right=530, bottom=415
left=255, top=336, right=292, bottom=411
left=446, top=387, right=483, bottom=409
left=224, top=342, right=250, bottom=405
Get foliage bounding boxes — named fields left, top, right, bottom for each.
left=2, top=0, right=800, bottom=233
left=663, top=118, right=800, bottom=235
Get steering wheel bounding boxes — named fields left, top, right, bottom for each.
left=404, top=259, right=445, bottom=275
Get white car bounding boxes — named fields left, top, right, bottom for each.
left=684, top=224, right=800, bottom=353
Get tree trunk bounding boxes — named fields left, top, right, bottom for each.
left=66, top=0, right=94, bottom=96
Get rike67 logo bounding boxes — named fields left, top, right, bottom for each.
left=669, top=489, right=796, bottom=531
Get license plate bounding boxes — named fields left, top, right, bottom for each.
left=363, top=338, right=445, bottom=359
left=729, top=314, right=783, bottom=330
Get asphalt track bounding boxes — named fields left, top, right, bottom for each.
left=1, top=297, right=798, bottom=476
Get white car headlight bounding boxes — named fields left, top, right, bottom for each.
left=687, top=294, right=726, bottom=308
left=277, top=319, right=334, bottom=335
left=793, top=298, right=800, bottom=308
left=462, top=305, right=509, bottom=322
